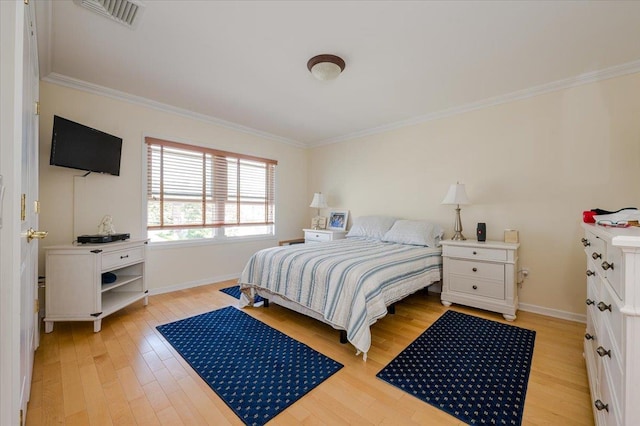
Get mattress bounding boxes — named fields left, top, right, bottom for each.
left=238, top=238, right=442, bottom=358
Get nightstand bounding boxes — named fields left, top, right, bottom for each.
left=440, top=239, right=520, bottom=321
left=303, top=229, right=347, bottom=243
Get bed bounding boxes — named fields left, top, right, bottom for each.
left=238, top=217, right=444, bottom=360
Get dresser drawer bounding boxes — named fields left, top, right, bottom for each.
left=586, top=235, right=607, bottom=277
left=448, top=259, right=504, bottom=281
left=102, top=246, right=145, bottom=271
left=305, top=231, right=331, bottom=243
left=449, top=275, right=505, bottom=300
left=444, top=245, right=507, bottom=262
left=585, top=232, right=606, bottom=261
left=598, top=282, right=624, bottom=360
left=596, top=365, right=621, bottom=426
left=596, top=327, right=623, bottom=426
left=605, top=245, right=624, bottom=300
left=586, top=278, right=600, bottom=353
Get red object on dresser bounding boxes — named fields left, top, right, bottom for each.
left=583, top=210, right=596, bottom=223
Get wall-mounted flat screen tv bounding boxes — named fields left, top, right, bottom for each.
left=50, top=115, right=122, bottom=176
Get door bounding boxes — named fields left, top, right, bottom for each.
left=0, top=1, right=42, bottom=423
left=19, top=0, right=43, bottom=421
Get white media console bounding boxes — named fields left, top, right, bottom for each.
left=44, top=238, right=148, bottom=333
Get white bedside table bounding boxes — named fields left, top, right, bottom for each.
left=303, top=229, right=347, bottom=243
left=440, top=239, right=520, bottom=321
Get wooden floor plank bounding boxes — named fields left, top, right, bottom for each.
left=27, top=279, right=593, bottom=426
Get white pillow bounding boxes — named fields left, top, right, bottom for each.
left=346, top=216, right=398, bottom=240
left=382, top=220, right=444, bottom=247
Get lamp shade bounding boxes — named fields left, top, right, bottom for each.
left=441, top=183, right=470, bottom=205
left=309, top=192, right=328, bottom=209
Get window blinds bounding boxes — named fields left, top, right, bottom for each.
left=145, top=137, right=276, bottom=230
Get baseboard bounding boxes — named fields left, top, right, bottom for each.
left=148, top=273, right=240, bottom=296
left=518, top=302, right=586, bottom=323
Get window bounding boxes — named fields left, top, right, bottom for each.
left=145, top=137, right=277, bottom=242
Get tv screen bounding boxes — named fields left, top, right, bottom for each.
left=50, top=115, right=122, bottom=176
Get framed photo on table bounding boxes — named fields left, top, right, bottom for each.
left=311, top=216, right=327, bottom=230
left=328, top=210, right=349, bottom=231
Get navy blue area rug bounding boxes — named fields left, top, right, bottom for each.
left=156, top=306, right=342, bottom=426
left=377, top=310, right=536, bottom=425
left=220, top=285, right=263, bottom=304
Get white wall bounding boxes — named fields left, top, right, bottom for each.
left=308, top=73, right=640, bottom=317
left=38, top=81, right=308, bottom=291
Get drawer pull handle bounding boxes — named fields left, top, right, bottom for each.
left=585, top=333, right=594, bottom=340
left=120, top=255, right=129, bottom=259
left=472, top=285, right=478, bottom=290
left=581, top=238, right=591, bottom=247
left=472, top=251, right=477, bottom=255
left=601, top=261, right=614, bottom=271
left=596, top=346, right=611, bottom=358
left=594, top=400, right=609, bottom=412
left=597, top=301, right=612, bottom=312
left=472, top=267, right=477, bottom=272
left=591, top=252, right=602, bottom=260
left=586, top=270, right=594, bottom=276
left=586, top=299, right=594, bottom=306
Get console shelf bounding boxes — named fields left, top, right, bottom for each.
left=44, top=238, right=148, bottom=333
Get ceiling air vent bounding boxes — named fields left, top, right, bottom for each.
left=73, top=0, right=145, bottom=28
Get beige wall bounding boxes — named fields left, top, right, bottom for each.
left=38, top=82, right=308, bottom=291
left=309, top=73, right=640, bottom=317
left=39, top=73, right=640, bottom=316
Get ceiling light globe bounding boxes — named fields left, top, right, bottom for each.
left=310, top=62, right=342, bottom=80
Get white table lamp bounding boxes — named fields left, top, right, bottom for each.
left=441, top=183, right=471, bottom=240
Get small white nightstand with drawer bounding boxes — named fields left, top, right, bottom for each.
left=440, top=239, right=520, bottom=321
left=303, top=229, right=347, bottom=243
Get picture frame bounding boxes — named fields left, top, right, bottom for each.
left=311, top=216, right=327, bottom=230
left=504, top=229, right=519, bottom=243
left=328, top=210, right=349, bottom=231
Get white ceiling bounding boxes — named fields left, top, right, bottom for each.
left=35, top=1, right=640, bottom=147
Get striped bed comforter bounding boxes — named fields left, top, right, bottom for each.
left=238, top=238, right=442, bottom=358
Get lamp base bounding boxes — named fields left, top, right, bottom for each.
left=450, top=205, right=466, bottom=241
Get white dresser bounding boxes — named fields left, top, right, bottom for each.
left=440, top=239, right=520, bottom=321
left=303, top=228, right=346, bottom=243
left=44, top=238, right=149, bottom=333
left=581, top=223, right=640, bottom=426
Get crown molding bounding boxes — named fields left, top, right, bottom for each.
left=309, top=59, right=640, bottom=148
left=41, top=73, right=306, bottom=148
left=42, top=57, right=640, bottom=150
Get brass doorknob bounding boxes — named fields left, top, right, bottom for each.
left=26, top=228, right=48, bottom=242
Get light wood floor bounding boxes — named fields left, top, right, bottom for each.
left=26, top=280, right=594, bottom=425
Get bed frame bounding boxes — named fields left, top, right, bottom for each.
left=254, top=286, right=429, bottom=345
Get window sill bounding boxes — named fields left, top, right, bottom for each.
left=147, top=234, right=278, bottom=251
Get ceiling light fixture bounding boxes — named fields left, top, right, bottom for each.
left=307, top=54, right=346, bottom=81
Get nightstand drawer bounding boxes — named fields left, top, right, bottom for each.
left=102, top=246, right=145, bottom=270
left=305, top=231, right=331, bottom=243
left=447, top=259, right=504, bottom=281
left=449, top=275, right=505, bottom=300
left=444, top=245, right=507, bottom=262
